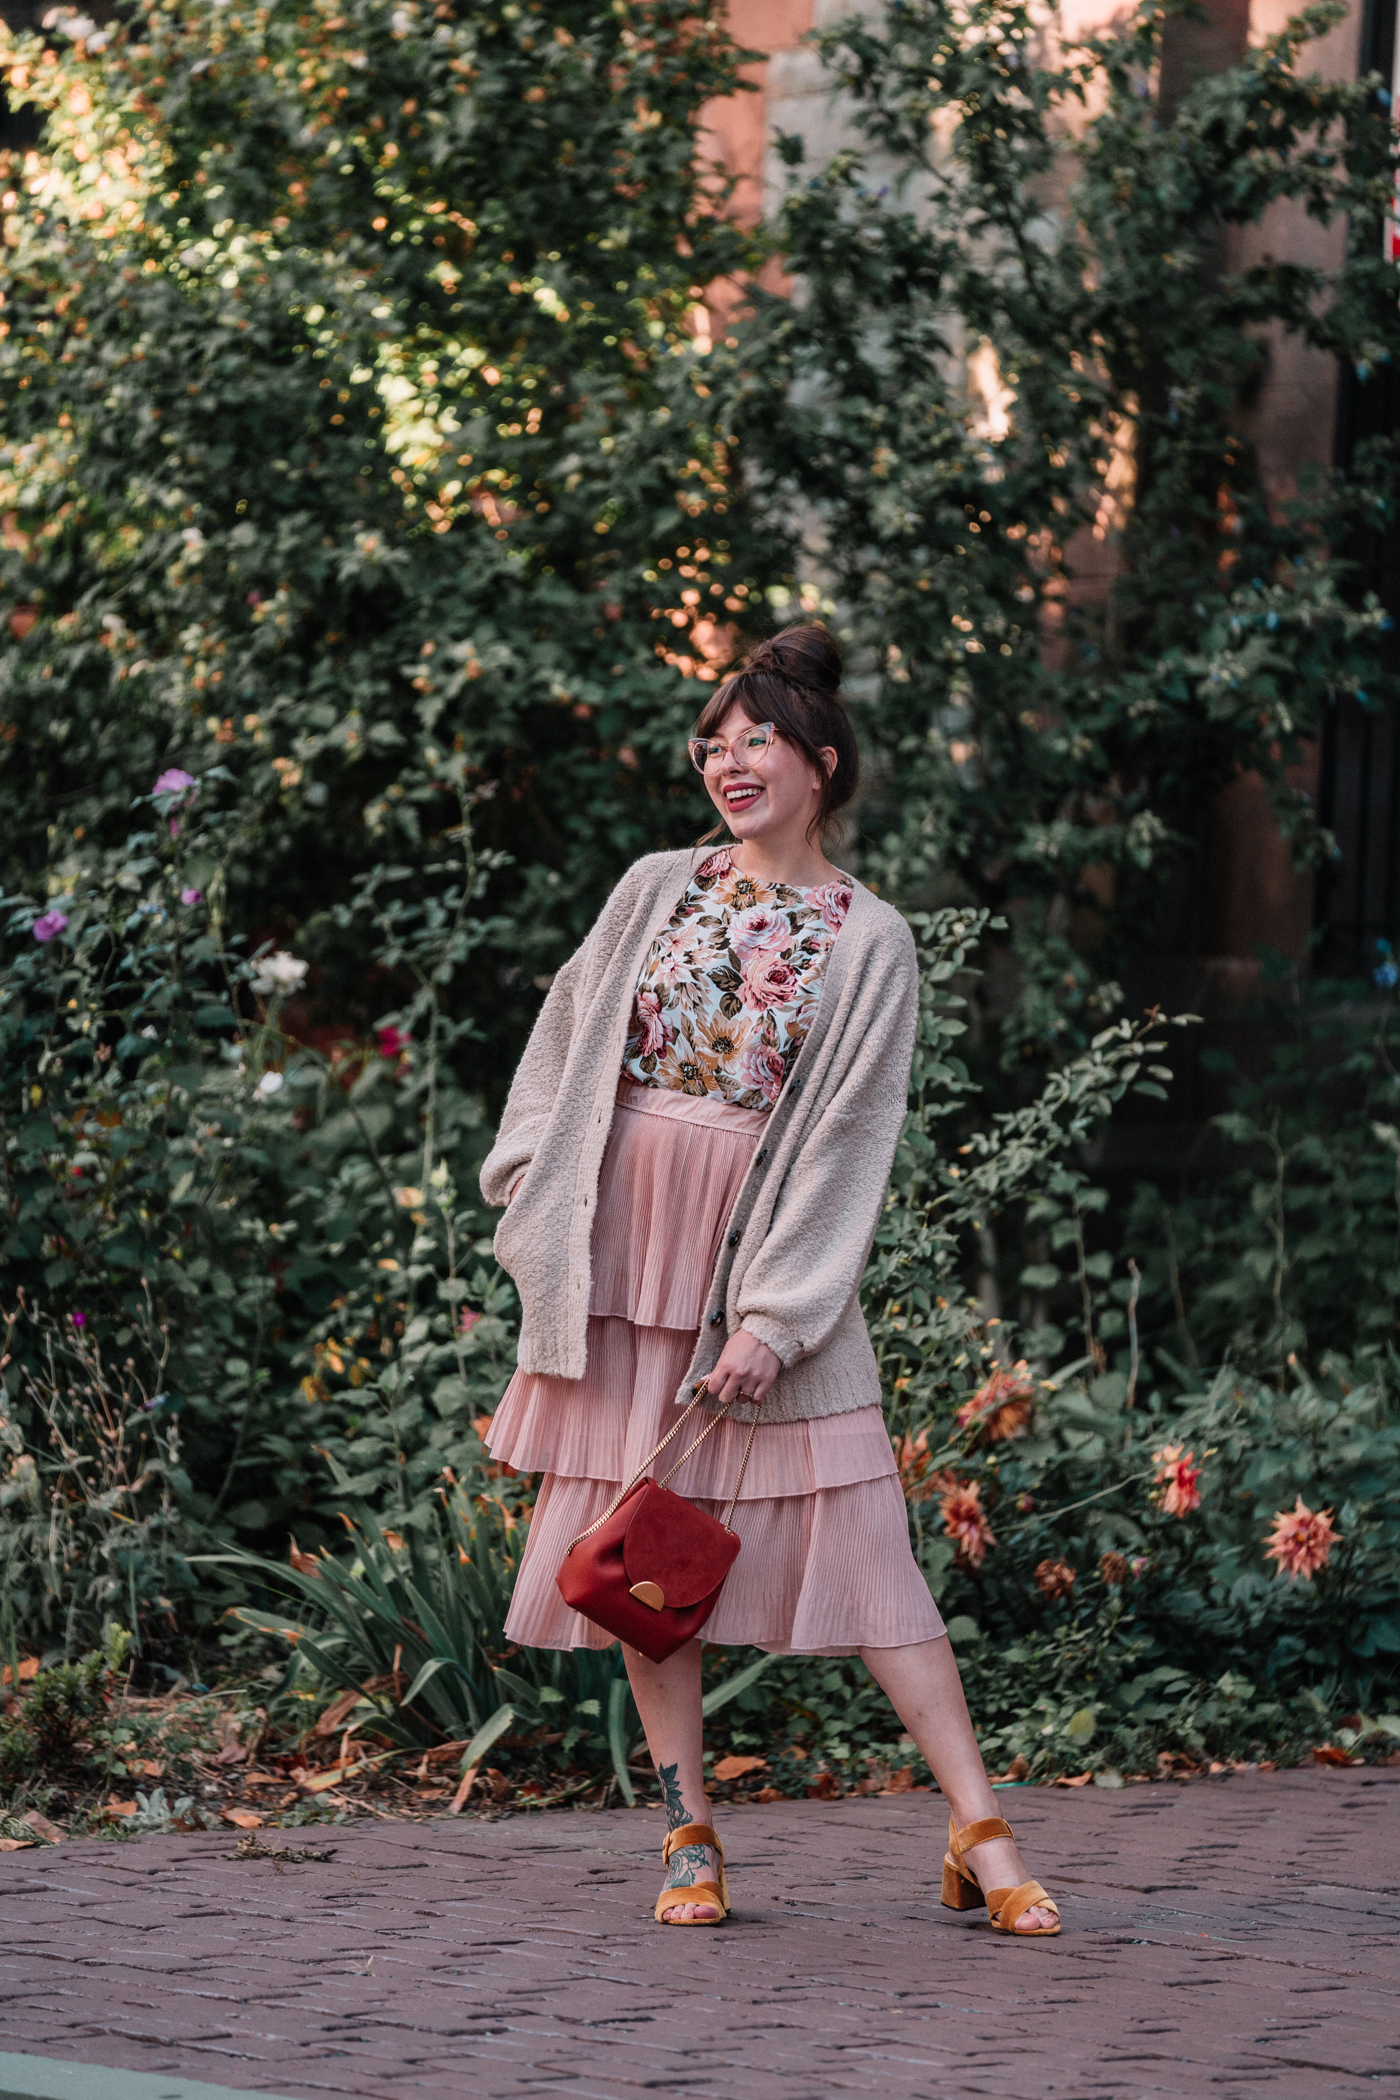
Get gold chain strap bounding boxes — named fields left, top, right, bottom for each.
left=564, top=1380, right=765, bottom=1554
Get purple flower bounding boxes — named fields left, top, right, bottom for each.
left=71, top=1311, right=86, bottom=1329
left=32, top=909, right=68, bottom=943
left=180, top=886, right=204, bottom=905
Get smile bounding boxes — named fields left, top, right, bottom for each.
left=724, top=783, right=764, bottom=811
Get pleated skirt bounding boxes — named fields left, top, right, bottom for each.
left=487, top=1079, right=946, bottom=1656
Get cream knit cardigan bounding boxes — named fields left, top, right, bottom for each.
left=480, top=847, right=917, bottom=1425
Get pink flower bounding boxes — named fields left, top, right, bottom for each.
left=377, top=1025, right=410, bottom=1059
left=738, top=1038, right=787, bottom=1104
left=70, top=1311, right=86, bottom=1329
left=740, top=943, right=799, bottom=1012
left=940, top=1480, right=996, bottom=1569
left=459, top=1308, right=482, bottom=1336
left=180, top=887, right=204, bottom=906
left=32, top=910, right=68, bottom=943
left=806, top=880, right=851, bottom=937
left=1152, top=1444, right=1202, bottom=1518
left=153, top=768, right=197, bottom=837
left=1263, top=1497, right=1338, bottom=1583
left=729, top=903, right=789, bottom=958
left=633, top=988, right=673, bottom=1060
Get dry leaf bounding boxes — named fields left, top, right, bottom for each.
left=214, top=1712, right=243, bottom=1750
left=753, top=1786, right=783, bottom=1803
left=288, top=1536, right=321, bottom=1577
left=214, top=1743, right=247, bottom=1766
left=136, top=1760, right=165, bottom=1779
left=220, top=1808, right=264, bottom=1830
left=105, top=1798, right=138, bottom=1817
left=449, top=1761, right=480, bottom=1815
left=21, top=1812, right=64, bottom=1844
left=0, top=1658, right=39, bottom=1688
left=0, top=1839, right=36, bottom=1852
left=882, top=1766, right=916, bottom=1793
left=806, top=1772, right=841, bottom=1800
left=1311, top=1744, right=1355, bottom=1766
left=311, top=1688, right=364, bottom=1738
left=712, top=1754, right=767, bottom=1783
left=240, top=1771, right=284, bottom=1788
left=414, top=1787, right=449, bottom=1801
left=1054, top=1772, right=1094, bottom=1788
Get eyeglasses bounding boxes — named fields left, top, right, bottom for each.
left=687, top=722, right=775, bottom=774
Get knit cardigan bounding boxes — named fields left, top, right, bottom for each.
left=480, top=847, right=918, bottom=1425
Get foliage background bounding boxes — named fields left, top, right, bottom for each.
left=1, top=0, right=1398, bottom=1805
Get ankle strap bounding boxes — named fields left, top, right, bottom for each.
left=663, top=1821, right=722, bottom=1863
left=951, top=1814, right=1013, bottom=1855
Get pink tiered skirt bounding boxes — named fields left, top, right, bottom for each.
left=487, top=1080, right=945, bottom=1656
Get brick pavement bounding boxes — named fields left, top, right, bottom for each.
left=0, top=1767, right=1395, bottom=2100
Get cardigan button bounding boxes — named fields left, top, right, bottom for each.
left=709, top=1309, right=723, bottom=1326
left=756, top=1147, right=768, bottom=1162
left=727, top=1229, right=741, bottom=1247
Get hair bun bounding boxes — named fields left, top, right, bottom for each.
left=746, top=622, right=842, bottom=697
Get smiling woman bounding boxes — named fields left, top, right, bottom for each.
left=478, top=623, right=1061, bottom=1939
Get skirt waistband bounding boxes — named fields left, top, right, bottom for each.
left=614, top=1075, right=768, bottom=1137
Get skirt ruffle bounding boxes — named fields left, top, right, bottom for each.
left=486, top=1077, right=945, bottom=1655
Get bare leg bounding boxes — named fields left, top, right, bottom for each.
left=623, top=1639, right=722, bottom=1923
left=861, top=1636, right=1057, bottom=1931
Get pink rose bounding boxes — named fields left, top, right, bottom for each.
left=729, top=903, right=789, bottom=958
left=807, top=881, right=851, bottom=937
left=633, top=988, right=673, bottom=1060
left=740, top=943, right=799, bottom=1011
left=739, top=1039, right=787, bottom=1104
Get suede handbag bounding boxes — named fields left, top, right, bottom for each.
left=556, top=1382, right=763, bottom=1666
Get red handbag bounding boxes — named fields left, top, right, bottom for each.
left=556, top=1381, right=763, bottom=1666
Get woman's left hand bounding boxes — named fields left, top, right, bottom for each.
left=706, top=1328, right=783, bottom=1409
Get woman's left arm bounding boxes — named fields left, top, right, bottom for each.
left=731, top=925, right=919, bottom=1373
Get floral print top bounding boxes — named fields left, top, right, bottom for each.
left=620, top=849, right=853, bottom=1110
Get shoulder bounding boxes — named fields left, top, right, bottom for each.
left=607, top=846, right=707, bottom=909
left=844, top=883, right=918, bottom=974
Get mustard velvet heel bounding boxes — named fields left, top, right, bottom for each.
left=941, top=1814, right=1061, bottom=1937
left=654, top=1821, right=730, bottom=1926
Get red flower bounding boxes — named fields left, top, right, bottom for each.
left=1152, top=1443, right=1202, bottom=1518
left=1263, top=1497, right=1338, bottom=1584
left=956, top=1362, right=1035, bottom=1443
left=377, top=1025, right=411, bottom=1060
left=940, top=1480, right=996, bottom=1569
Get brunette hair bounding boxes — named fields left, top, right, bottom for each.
left=693, top=623, right=859, bottom=850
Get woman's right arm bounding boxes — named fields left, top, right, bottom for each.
left=478, top=940, right=590, bottom=1206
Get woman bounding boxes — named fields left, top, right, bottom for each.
left=480, top=625, right=1058, bottom=1937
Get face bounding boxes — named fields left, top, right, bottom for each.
left=699, top=703, right=836, bottom=849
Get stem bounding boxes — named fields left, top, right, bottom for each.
left=1125, top=1258, right=1141, bottom=1410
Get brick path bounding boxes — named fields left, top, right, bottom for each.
left=0, top=1766, right=1395, bottom=2100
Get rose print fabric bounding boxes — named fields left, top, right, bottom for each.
left=620, top=849, right=852, bottom=1110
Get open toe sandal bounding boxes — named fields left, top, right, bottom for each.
left=941, top=1813, right=1061, bottom=1937
left=654, top=1821, right=730, bottom=1926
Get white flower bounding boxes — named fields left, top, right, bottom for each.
left=255, top=1071, right=284, bottom=1098
left=250, top=950, right=309, bottom=998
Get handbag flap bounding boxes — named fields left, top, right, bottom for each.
left=622, top=1481, right=741, bottom=1609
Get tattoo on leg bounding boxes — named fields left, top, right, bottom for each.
left=664, top=1843, right=713, bottom=1888
left=657, top=1759, right=689, bottom=1831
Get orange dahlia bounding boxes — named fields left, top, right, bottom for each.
left=939, top=1480, right=997, bottom=1569
left=956, top=1361, right=1036, bottom=1443
left=1263, top=1497, right=1338, bottom=1584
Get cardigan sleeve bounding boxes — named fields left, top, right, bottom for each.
left=478, top=853, right=671, bottom=1208
left=478, top=940, right=589, bottom=1206
left=733, top=919, right=918, bottom=1368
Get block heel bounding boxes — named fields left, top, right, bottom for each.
left=942, top=1814, right=1061, bottom=1937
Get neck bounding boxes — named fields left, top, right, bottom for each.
left=729, top=830, right=838, bottom=891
